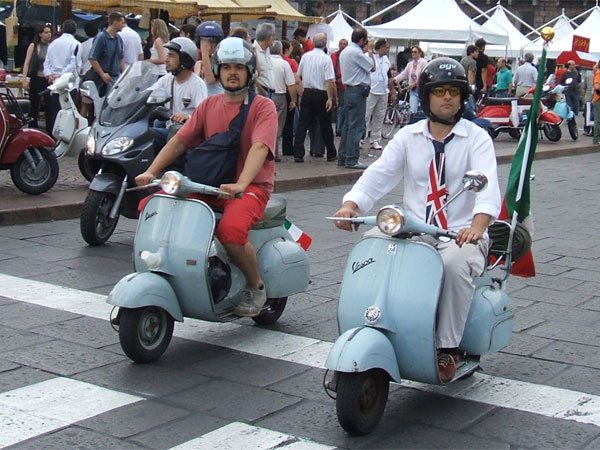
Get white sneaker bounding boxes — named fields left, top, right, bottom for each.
left=370, top=142, right=383, bottom=150
left=232, top=285, right=267, bottom=317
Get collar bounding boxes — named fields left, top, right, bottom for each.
left=271, top=54, right=283, bottom=60
left=350, top=42, right=363, bottom=51
left=408, top=119, right=469, bottom=139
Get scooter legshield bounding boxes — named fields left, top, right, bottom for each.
left=325, top=326, right=401, bottom=382
left=107, top=271, right=183, bottom=321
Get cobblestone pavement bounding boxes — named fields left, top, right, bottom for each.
left=1, top=153, right=600, bottom=448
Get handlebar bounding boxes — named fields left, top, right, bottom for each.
left=126, top=177, right=243, bottom=199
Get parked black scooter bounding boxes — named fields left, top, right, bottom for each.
left=81, top=61, right=170, bottom=246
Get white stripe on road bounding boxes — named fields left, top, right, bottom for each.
left=2, top=273, right=600, bottom=428
left=0, top=377, right=142, bottom=448
left=169, top=422, right=335, bottom=450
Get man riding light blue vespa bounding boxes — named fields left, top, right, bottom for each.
left=333, top=57, right=501, bottom=382
left=136, top=37, right=278, bottom=318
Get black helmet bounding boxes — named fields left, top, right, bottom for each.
left=419, top=57, right=469, bottom=124
left=164, top=37, right=198, bottom=73
left=212, top=37, right=256, bottom=95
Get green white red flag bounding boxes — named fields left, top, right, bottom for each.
left=284, top=219, right=312, bottom=251
left=497, top=44, right=548, bottom=277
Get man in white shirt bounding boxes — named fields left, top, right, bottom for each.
left=292, top=33, right=338, bottom=163
left=333, top=58, right=501, bottom=383
left=269, top=40, right=297, bottom=161
left=365, top=38, right=391, bottom=150
left=118, top=23, right=143, bottom=68
left=253, top=23, right=276, bottom=97
left=513, top=52, right=538, bottom=97
left=150, top=37, right=208, bottom=153
left=43, top=19, right=80, bottom=133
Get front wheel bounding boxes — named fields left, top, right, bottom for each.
left=119, top=307, right=174, bottom=363
left=80, top=190, right=120, bottom=246
left=568, top=118, right=579, bottom=140
left=381, top=107, right=398, bottom=139
left=542, top=123, right=562, bottom=142
left=508, top=128, right=521, bottom=140
left=335, top=369, right=390, bottom=436
left=10, top=147, right=59, bottom=194
left=252, top=297, right=287, bottom=325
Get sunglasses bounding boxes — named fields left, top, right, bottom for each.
left=431, top=86, right=462, bottom=97
left=411, top=50, right=419, bottom=53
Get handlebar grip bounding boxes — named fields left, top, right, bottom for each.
left=235, top=192, right=243, bottom=199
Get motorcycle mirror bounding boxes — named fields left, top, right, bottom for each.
left=148, top=88, right=171, bottom=105
left=463, top=171, right=488, bottom=192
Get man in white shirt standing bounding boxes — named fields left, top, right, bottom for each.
left=43, top=19, right=80, bottom=134
left=333, top=58, right=501, bottom=383
left=513, top=52, right=538, bottom=97
left=269, top=40, right=297, bottom=162
left=253, top=23, right=276, bottom=98
left=292, top=33, right=338, bottom=163
left=119, top=23, right=143, bottom=68
left=365, top=38, right=391, bottom=151
left=150, top=37, right=208, bottom=153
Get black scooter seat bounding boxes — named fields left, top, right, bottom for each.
left=483, top=97, right=533, bottom=106
left=6, top=99, right=30, bottom=116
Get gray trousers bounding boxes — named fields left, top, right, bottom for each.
left=272, top=93, right=288, bottom=158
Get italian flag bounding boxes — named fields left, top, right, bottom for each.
left=498, top=40, right=548, bottom=278
left=284, top=219, right=312, bottom=251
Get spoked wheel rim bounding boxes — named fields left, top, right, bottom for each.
left=137, top=307, right=169, bottom=351
left=18, top=149, right=52, bottom=187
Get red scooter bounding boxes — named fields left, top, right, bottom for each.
left=477, top=88, right=562, bottom=142
left=0, top=78, right=58, bottom=194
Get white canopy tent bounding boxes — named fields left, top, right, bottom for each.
left=307, top=9, right=355, bottom=52
left=424, top=6, right=539, bottom=58
left=522, top=11, right=575, bottom=55
left=363, top=0, right=508, bottom=44
left=543, top=6, right=600, bottom=58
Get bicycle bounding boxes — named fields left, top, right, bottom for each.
left=382, top=86, right=412, bottom=139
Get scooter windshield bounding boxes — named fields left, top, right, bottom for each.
left=99, top=61, right=161, bottom=127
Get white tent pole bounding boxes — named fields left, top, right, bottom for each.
left=341, top=10, right=364, bottom=27
left=462, top=0, right=509, bottom=40
left=472, top=3, right=497, bottom=21
left=362, top=0, right=409, bottom=25
left=502, top=5, right=539, bottom=35
left=570, top=4, right=598, bottom=23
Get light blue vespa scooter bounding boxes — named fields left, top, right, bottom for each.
left=548, top=78, right=579, bottom=140
left=324, top=172, right=529, bottom=436
left=107, top=171, right=310, bottom=363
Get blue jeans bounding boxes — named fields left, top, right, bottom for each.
left=409, top=89, right=419, bottom=114
left=339, top=87, right=367, bottom=166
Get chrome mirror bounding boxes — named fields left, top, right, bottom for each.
left=463, top=171, right=488, bottom=192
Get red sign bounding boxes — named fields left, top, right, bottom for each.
left=572, top=35, right=590, bottom=53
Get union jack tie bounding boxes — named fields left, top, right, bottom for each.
left=426, top=134, right=455, bottom=228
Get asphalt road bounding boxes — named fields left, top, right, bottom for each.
left=1, top=153, right=600, bottom=448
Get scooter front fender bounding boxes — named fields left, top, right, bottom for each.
left=89, top=173, right=123, bottom=195
left=325, top=326, right=401, bottom=382
left=107, top=272, right=183, bottom=322
left=1, top=129, right=56, bottom=164
left=539, top=110, right=561, bottom=125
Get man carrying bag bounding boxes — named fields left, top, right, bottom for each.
left=135, top=37, right=278, bottom=318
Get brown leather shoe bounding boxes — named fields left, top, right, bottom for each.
left=437, top=352, right=458, bottom=383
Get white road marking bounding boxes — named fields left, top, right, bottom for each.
left=0, top=377, right=142, bottom=448
left=2, top=273, right=600, bottom=428
left=169, top=422, right=335, bottom=450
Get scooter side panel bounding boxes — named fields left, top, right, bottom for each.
left=338, top=236, right=443, bottom=384
left=107, top=272, right=183, bottom=321
left=1, top=129, right=56, bottom=164
left=325, top=327, right=402, bottom=382
left=135, top=195, right=217, bottom=320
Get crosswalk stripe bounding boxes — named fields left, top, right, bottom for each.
left=2, top=273, right=600, bottom=429
left=169, top=422, right=335, bottom=450
left=0, top=377, right=143, bottom=448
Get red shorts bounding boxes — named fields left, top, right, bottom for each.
left=138, top=184, right=269, bottom=246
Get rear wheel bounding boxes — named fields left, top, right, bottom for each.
left=80, top=190, right=120, bottom=246
left=568, top=118, right=579, bottom=140
left=252, top=297, right=287, bottom=325
left=542, top=123, right=561, bottom=142
left=508, top=128, right=521, bottom=140
left=335, top=369, right=389, bottom=436
left=382, top=107, right=398, bottom=139
left=10, top=147, right=59, bottom=194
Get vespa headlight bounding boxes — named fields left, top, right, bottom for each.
left=101, top=137, right=133, bottom=156
left=86, top=133, right=95, bottom=155
left=376, top=206, right=404, bottom=235
left=160, top=171, right=182, bottom=195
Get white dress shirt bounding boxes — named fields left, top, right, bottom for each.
left=343, top=118, right=501, bottom=232
left=119, top=26, right=143, bottom=68
left=340, top=42, right=373, bottom=86
left=513, top=62, right=538, bottom=88
left=297, top=47, right=335, bottom=91
left=270, top=54, right=295, bottom=94
left=370, top=54, right=391, bottom=95
left=254, top=41, right=275, bottom=90
left=78, top=37, right=94, bottom=75
left=43, top=33, right=80, bottom=81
